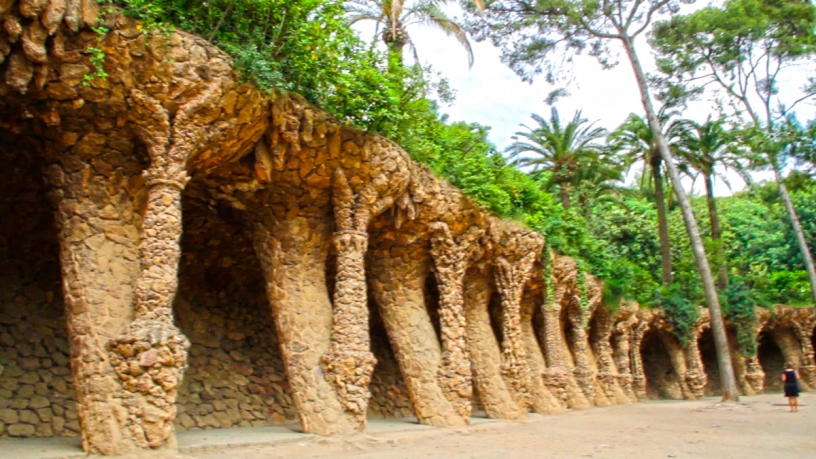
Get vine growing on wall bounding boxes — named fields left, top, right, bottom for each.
left=542, top=246, right=557, bottom=310
left=723, top=281, right=760, bottom=357
left=654, top=284, right=699, bottom=345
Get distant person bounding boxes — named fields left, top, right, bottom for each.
left=782, top=362, right=800, bottom=412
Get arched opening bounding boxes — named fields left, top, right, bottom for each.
left=0, top=133, right=77, bottom=438
left=640, top=330, right=683, bottom=399
left=698, top=328, right=721, bottom=396
left=488, top=291, right=504, bottom=344
left=560, top=303, right=579, bottom=367
left=757, top=331, right=785, bottom=393
left=424, top=272, right=442, bottom=342
left=173, top=194, right=296, bottom=430
left=367, top=294, right=414, bottom=419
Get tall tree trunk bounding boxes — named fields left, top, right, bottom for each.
left=560, top=181, right=572, bottom=210
left=704, top=174, right=729, bottom=290
left=771, top=158, right=816, bottom=307
left=383, top=24, right=407, bottom=73
left=622, top=35, right=740, bottom=401
left=652, top=156, right=673, bottom=286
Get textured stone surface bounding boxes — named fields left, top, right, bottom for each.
left=1, top=1, right=816, bottom=455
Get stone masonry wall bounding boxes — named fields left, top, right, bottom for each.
left=0, top=136, right=78, bottom=438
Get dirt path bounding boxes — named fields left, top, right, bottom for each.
left=191, top=393, right=815, bottom=459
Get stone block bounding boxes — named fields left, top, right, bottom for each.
left=0, top=408, right=18, bottom=424
left=29, top=395, right=50, bottom=409
left=7, top=423, right=35, bottom=437
left=19, top=410, right=39, bottom=425
left=52, top=416, right=65, bottom=433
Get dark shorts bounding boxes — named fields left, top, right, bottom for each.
left=784, top=383, right=800, bottom=397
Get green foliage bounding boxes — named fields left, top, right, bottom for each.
left=722, top=280, right=759, bottom=357
left=654, top=284, right=699, bottom=345
left=110, top=0, right=410, bottom=129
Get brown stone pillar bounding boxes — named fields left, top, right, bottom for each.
left=320, top=169, right=381, bottom=429
left=743, top=355, right=766, bottom=394
left=463, top=268, right=526, bottom=419
left=540, top=259, right=592, bottom=410
left=104, top=90, right=198, bottom=451
left=107, top=164, right=191, bottom=450
left=630, top=317, right=650, bottom=401
left=612, top=314, right=638, bottom=402
left=428, top=222, right=482, bottom=419
left=519, top=293, right=565, bottom=414
left=565, top=300, right=596, bottom=404
left=48, top=148, right=143, bottom=454
left=251, top=214, right=355, bottom=435
left=493, top=241, right=539, bottom=409
left=791, top=312, right=816, bottom=389
left=369, top=241, right=466, bottom=426
left=683, top=321, right=707, bottom=399
left=592, top=308, right=629, bottom=405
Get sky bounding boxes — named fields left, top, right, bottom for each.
left=352, top=3, right=816, bottom=196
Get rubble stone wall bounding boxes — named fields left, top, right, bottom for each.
left=0, top=138, right=79, bottom=438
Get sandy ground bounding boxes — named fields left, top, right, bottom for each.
left=191, top=393, right=815, bottom=459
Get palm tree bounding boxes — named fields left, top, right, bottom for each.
left=674, top=118, right=746, bottom=290
left=609, top=108, right=682, bottom=286
left=509, top=107, right=607, bottom=210
left=346, top=0, right=475, bottom=70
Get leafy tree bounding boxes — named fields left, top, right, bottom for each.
left=509, top=108, right=608, bottom=210
left=674, top=118, right=746, bottom=289
left=346, top=0, right=476, bottom=70
left=610, top=109, right=682, bottom=286
left=652, top=0, right=816, bottom=308
left=465, top=0, right=741, bottom=400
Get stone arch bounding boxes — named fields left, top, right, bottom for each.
left=171, top=192, right=298, bottom=430
left=424, top=271, right=444, bottom=342
left=367, top=294, right=415, bottom=419
left=640, top=329, right=685, bottom=399
left=757, top=330, right=785, bottom=392
left=0, top=133, right=77, bottom=439
left=560, top=300, right=580, bottom=368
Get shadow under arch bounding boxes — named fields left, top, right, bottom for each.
left=757, top=330, right=785, bottom=393
left=639, top=329, right=684, bottom=399
left=698, top=327, right=722, bottom=396
left=0, top=132, right=77, bottom=438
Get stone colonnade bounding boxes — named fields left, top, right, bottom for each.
left=1, top=2, right=816, bottom=455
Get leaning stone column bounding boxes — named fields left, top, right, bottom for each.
left=791, top=311, right=816, bottom=389
left=744, top=355, right=766, bottom=394
left=428, top=222, right=483, bottom=419
left=321, top=170, right=378, bottom=429
left=463, top=268, right=526, bottom=419
left=592, top=308, right=630, bottom=405
left=683, top=320, right=708, bottom=399
left=541, top=254, right=592, bottom=409
left=47, top=146, right=143, bottom=455
left=611, top=312, right=638, bottom=402
left=106, top=90, right=193, bottom=451
left=630, top=316, right=650, bottom=401
left=369, top=240, right=466, bottom=426
left=492, top=227, right=543, bottom=409
left=251, top=214, right=355, bottom=435
left=519, top=292, right=566, bottom=414
left=566, top=299, right=596, bottom=404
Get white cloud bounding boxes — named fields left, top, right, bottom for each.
left=352, top=4, right=814, bottom=197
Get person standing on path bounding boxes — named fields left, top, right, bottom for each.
left=782, top=362, right=801, bottom=412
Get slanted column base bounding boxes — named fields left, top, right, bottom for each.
left=108, top=317, right=190, bottom=449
